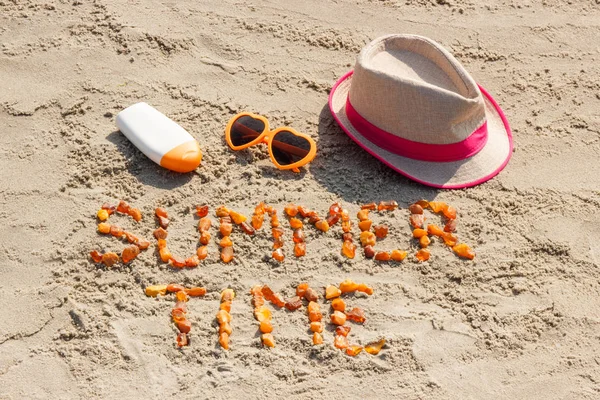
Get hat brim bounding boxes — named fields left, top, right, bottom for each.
left=328, top=70, right=514, bottom=189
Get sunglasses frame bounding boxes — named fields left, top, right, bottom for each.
left=225, top=112, right=317, bottom=172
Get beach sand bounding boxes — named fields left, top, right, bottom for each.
left=1, top=0, right=600, bottom=398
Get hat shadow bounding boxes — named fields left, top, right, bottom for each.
left=311, top=104, right=452, bottom=205
left=106, top=130, right=194, bottom=189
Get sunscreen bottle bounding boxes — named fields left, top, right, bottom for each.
left=116, top=102, right=202, bottom=173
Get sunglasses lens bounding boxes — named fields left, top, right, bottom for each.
left=271, top=130, right=312, bottom=166
left=230, top=116, right=266, bottom=147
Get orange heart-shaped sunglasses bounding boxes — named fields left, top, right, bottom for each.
left=225, top=112, right=317, bottom=172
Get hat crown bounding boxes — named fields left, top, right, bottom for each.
left=348, top=34, right=487, bottom=145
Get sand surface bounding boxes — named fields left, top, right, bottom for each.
left=1, top=1, right=600, bottom=399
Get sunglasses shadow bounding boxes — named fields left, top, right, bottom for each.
left=221, top=135, right=309, bottom=181
left=310, top=104, right=443, bottom=206
left=106, top=130, right=194, bottom=189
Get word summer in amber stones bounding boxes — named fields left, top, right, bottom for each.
left=145, top=280, right=386, bottom=356
left=89, top=199, right=475, bottom=268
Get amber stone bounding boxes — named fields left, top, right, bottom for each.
left=329, top=202, right=342, bottom=215
left=361, top=202, right=376, bottom=210
left=220, top=222, right=233, bottom=237
left=220, top=236, right=233, bottom=247
left=261, top=333, right=275, bottom=348
left=121, top=245, right=140, bottom=263
left=196, top=246, right=208, bottom=260
left=97, top=209, right=109, bottom=221
left=97, top=223, right=111, bottom=234
left=415, top=249, right=430, bottom=262
left=364, top=338, right=386, bottom=355
left=346, top=345, right=363, bottom=357
left=444, top=219, right=457, bottom=232
left=110, top=225, right=124, bottom=238
left=101, top=252, right=119, bottom=267
left=176, top=291, right=189, bottom=302
left=339, top=279, right=358, bottom=293
left=335, top=325, right=351, bottom=337
left=314, top=220, right=330, bottom=232
left=199, top=231, right=211, bottom=245
left=176, top=332, right=188, bottom=347
left=331, top=298, right=346, bottom=312
left=128, top=208, right=142, bottom=222
left=293, top=228, right=305, bottom=243
left=373, top=224, right=388, bottom=239
left=284, top=203, right=298, bottom=216
left=159, top=247, right=172, bottom=263
left=296, top=283, right=309, bottom=297
left=356, top=283, right=373, bottom=295
left=170, top=256, right=186, bottom=268
left=185, top=256, right=199, bottom=268
left=363, top=245, right=376, bottom=259
left=185, top=287, right=207, bottom=297
left=260, top=320, right=273, bottom=333
left=408, top=204, right=423, bottom=214
left=334, top=335, right=349, bottom=349
left=412, top=228, right=428, bottom=238
left=90, top=250, right=102, bottom=263
left=221, top=246, right=234, bottom=263
left=374, top=251, right=391, bottom=261
left=195, top=205, right=208, bottom=217
left=341, top=241, right=356, bottom=259
left=251, top=214, right=264, bottom=230
left=325, top=285, right=341, bottom=299
left=452, top=243, right=475, bottom=260
left=289, top=218, right=303, bottom=229
left=229, top=210, right=247, bottom=224
left=357, top=209, right=370, bottom=221
left=304, top=288, right=319, bottom=302
left=427, top=224, right=444, bottom=236
left=219, top=332, right=230, bottom=350
left=326, top=213, right=340, bottom=226
left=284, top=296, right=302, bottom=311
left=294, top=242, right=306, bottom=257
left=157, top=215, right=169, bottom=229
left=427, top=201, right=447, bottom=214
left=198, top=217, right=211, bottom=232
left=377, top=200, right=398, bottom=211
left=441, top=232, right=458, bottom=247
left=409, top=214, right=425, bottom=229
left=310, top=321, right=323, bottom=333
left=312, top=332, right=323, bottom=345
left=272, top=248, right=284, bottom=262
left=358, top=220, right=372, bottom=232
left=359, top=231, right=376, bottom=247
left=390, top=250, right=408, bottom=261
left=215, top=205, right=230, bottom=217
left=345, top=307, right=366, bottom=323
left=330, top=311, right=347, bottom=326
left=153, top=227, right=168, bottom=239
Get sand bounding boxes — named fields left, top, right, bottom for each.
left=1, top=0, right=600, bottom=398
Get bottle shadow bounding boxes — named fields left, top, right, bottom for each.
left=310, top=104, right=444, bottom=206
left=106, top=130, right=195, bottom=189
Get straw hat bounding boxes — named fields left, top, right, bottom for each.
left=329, top=34, right=513, bottom=189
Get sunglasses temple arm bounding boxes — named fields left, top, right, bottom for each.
left=233, top=123, right=263, bottom=141
left=233, top=122, right=311, bottom=158
left=270, top=140, right=310, bottom=158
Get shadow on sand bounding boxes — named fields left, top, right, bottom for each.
left=310, top=104, right=443, bottom=207
left=107, top=130, right=195, bottom=189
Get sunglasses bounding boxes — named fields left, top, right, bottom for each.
left=225, top=112, right=317, bottom=172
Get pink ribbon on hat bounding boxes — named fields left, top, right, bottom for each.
left=345, top=98, right=488, bottom=162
